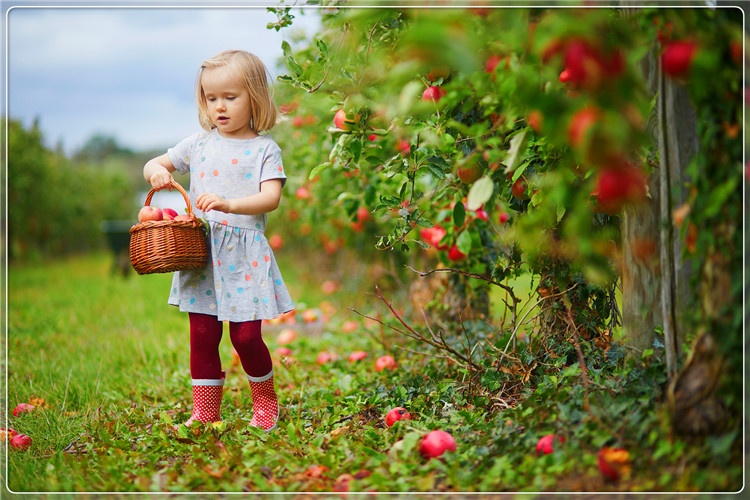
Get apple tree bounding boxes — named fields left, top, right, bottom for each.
left=268, top=5, right=743, bottom=435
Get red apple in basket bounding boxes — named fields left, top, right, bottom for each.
left=162, top=208, right=179, bottom=220
left=138, top=206, right=163, bottom=222
left=174, top=214, right=192, bottom=222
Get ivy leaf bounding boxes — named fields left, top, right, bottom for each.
left=467, top=176, right=494, bottom=210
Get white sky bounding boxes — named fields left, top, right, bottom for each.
left=4, top=2, right=321, bottom=155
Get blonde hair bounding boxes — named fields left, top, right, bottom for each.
left=195, top=50, right=277, bottom=133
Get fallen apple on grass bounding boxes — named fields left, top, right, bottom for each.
left=277, top=328, right=297, bottom=345
left=536, top=433, right=565, bottom=455
left=0, top=427, right=18, bottom=440
left=385, top=407, right=412, bottom=427
left=419, top=430, right=457, bottom=460
left=598, top=446, right=631, bottom=482
left=375, top=355, right=397, bottom=372
left=10, top=433, right=32, bottom=451
left=349, top=350, right=368, bottom=362
left=12, top=403, right=35, bottom=417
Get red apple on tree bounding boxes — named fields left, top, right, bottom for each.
left=419, top=430, right=457, bottom=459
left=568, top=106, right=600, bottom=148
left=511, top=178, right=528, bottom=200
left=333, top=109, right=356, bottom=131
left=268, top=233, right=283, bottom=250
left=422, top=85, right=447, bottom=102
left=661, top=39, right=698, bottom=78
left=385, top=407, right=412, bottom=427
left=447, top=244, right=467, bottom=261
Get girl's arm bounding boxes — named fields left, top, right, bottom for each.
left=143, top=153, right=177, bottom=190
left=196, top=179, right=283, bottom=216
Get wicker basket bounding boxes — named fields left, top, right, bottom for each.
left=129, top=181, right=209, bottom=275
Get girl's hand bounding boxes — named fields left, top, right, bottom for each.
left=196, top=192, right=230, bottom=213
left=149, top=169, right=174, bottom=191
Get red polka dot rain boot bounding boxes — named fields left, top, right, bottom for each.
left=180, top=374, right=225, bottom=429
left=247, top=370, right=279, bottom=432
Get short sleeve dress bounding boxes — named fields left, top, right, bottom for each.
left=165, top=128, right=294, bottom=322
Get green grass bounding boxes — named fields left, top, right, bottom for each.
left=4, top=252, right=743, bottom=494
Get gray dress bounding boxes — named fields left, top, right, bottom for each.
left=165, top=129, right=294, bottom=322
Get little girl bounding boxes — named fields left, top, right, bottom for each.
left=142, top=50, right=294, bottom=432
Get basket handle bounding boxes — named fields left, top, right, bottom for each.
left=144, top=181, right=194, bottom=216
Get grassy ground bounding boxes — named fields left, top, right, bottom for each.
left=4, top=251, right=744, bottom=495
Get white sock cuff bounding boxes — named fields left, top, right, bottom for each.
left=192, top=378, right=225, bottom=387
left=247, top=370, right=273, bottom=383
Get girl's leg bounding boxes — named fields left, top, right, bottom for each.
left=182, top=313, right=225, bottom=427
left=229, top=320, right=278, bottom=431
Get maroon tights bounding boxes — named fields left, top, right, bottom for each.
left=188, top=313, right=272, bottom=379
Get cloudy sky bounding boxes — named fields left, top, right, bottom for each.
left=5, top=2, right=321, bottom=155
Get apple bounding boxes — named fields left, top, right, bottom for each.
left=456, top=161, right=483, bottom=184
left=162, top=208, right=179, bottom=220
left=385, top=407, right=412, bottom=427
left=1, top=428, right=18, bottom=440
left=320, top=280, right=339, bottom=295
left=498, top=212, right=510, bottom=224
left=422, top=85, right=446, bottom=102
left=349, top=350, right=368, bottom=362
left=447, top=244, right=467, bottom=262
left=12, top=403, right=35, bottom=417
left=295, top=186, right=311, bottom=200
left=275, top=346, right=293, bottom=357
left=342, top=320, right=358, bottom=333
left=527, top=110, right=543, bottom=133
left=301, top=309, right=319, bottom=323
left=277, top=328, right=297, bottom=345
left=661, top=40, right=697, bottom=78
left=484, top=54, right=503, bottom=73
left=316, top=351, right=336, bottom=365
left=536, top=434, right=565, bottom=455
left=10, top=434, right=32, bottom=451
left=174, top=214, right=192, bottom=222
left=511, top=178, right=528, bottom=199
left=138, top=206, right=163, bottom=223
left=356, top=206, right=371, bottom=223
left=375, top=355, right=397, bottom=372
left=334, top=109, right=358, bottom=131
left=568, top=106, right=600, bottom=148
left=597, top=447, right=631, bottom=482
left=268, top=234, right=283, bottom=250
left=420, top=225, right=448, bottom=250
left=419, top=430, right=456, bottom=459
left=558, top=68, right=572, bottom=83
left=395, top=139, right=411, bottom=156
left=594, top=165, right=647, bottom=213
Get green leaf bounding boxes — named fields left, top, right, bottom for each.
left=350, top=138, right=362, bottom=163
left=505, top=129, right=528, bottom=171
left=456, top=230, right=473, bottom=254
left=309, top=162, right=331, bottom=180
left=467, top=176, right=494, bottom=210
left=453, top=200, right=466, bottom=227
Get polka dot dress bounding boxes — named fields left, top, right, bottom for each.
left=165, top=129, right=295, bottom=322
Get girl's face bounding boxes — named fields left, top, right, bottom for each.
left=201, top=66, right=255, bottom=139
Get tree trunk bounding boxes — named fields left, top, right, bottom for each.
left=619, top=9, right=697, bottom=374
